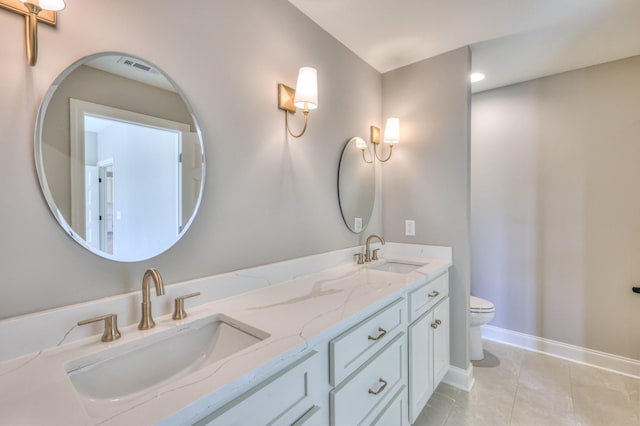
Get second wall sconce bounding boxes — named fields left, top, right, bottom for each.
left=362, top=118, right=400, bottom=163
left=0, top=0, right=65, bottom=66
left=278, top=67, right=318, bottom=138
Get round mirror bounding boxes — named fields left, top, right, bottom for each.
left=338, top=137, right=375, bottom=233
left=35, top=52, right=205, bottom=262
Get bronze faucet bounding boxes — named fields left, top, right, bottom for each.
left=138, top=268, right=165, bottom=330
left=364, top=233, right=385, bottom=262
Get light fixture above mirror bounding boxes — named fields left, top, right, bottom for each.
left=362, top=118, right=400, bottom=163
left=0, top=0, right=65, bottom=66
left=277, top=67, right=318, bottom=138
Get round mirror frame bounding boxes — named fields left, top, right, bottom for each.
left=34, top=52, right=206, bottom=262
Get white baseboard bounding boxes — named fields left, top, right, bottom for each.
left=442, top=364, right=475, bottom=392
left=482, top=325, right=640, bottom=379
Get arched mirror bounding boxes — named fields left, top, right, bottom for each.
left=35, top=52, right=205, bottom=262
left=338, top=136, right=375, bottom=233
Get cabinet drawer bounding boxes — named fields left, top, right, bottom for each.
left=369, top=386, right=407, bottom=426
left=330, top=333, right=406, bottom=426
left=408, top=272, right=448, bottom=323
left=329, top=299, right=404, bottom=386
left=197, top=351, right=321, bottom=426
left=291, top=405, right=321, bottom=426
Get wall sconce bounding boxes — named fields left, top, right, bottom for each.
left=362, top=118, right=400, bottom=163
left=0, top=0, right=65, bottom=66
left=278, top=67, right=318, bottom=138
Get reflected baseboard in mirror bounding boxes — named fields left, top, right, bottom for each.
left=34, top=52, right=206, bottom=262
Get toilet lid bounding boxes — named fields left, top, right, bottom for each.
left=470, top=295, right=494, bottom=312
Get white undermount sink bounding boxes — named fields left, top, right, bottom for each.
left=366, top=260, right=427, bottom=274
left=65, top=313, right=269, bottom=417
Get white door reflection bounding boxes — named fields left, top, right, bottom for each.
left=83, top=115, right=180, bottom=259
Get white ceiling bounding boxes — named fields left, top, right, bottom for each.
left=288, top=0, right=640, bottom=92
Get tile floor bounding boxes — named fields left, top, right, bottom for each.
left=415, top=340, right=640, bottom=426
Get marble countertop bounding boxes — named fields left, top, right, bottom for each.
left=0, top=244, right=451, bottom=425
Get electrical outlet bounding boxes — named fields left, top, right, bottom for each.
left=405, top=220, right=415, bottom=236
left=354, top=217, right=362, bottom=232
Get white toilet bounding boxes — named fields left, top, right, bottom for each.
left=470, top=295, right=495, bottom=361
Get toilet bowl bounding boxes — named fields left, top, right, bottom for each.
left=470, top=295, right=495, bottom=361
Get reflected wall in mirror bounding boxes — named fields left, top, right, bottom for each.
left=338, top=136, right=375, bottom=233
left=35, top=52, right=205, bottom=262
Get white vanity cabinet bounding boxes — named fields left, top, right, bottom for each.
left=407, top=273, right=450, bottom=424
left=195, top=351, right=323, bottom=426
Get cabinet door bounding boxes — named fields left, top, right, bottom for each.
left=433, top=297, right=450, bottom=386
left=408, top=311, right=433, bottom=424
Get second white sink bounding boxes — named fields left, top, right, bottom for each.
left=65, top=313, right=269, bottom=416
left=367, top=260, right=427, bottom=274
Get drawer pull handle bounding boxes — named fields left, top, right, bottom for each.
left=368, top=378, right=388, bottom=395
left=367, top=327, right=387, bottom=341
left=435, top=319, right=442, bottom=325
left=428, top=290, right=440, bottom=298
left=431, top=322, right=438, bottom=329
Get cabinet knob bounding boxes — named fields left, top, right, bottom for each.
left=435, top=319, right=442, bottom=325
left=367, top=327, right=387, bottom=341
left=78, top=313, right=121, bottom=342
left=431, top=322, right=438, bottom=329
left=428, top=290, right=440, bottom=298
left=368, top=378, right=388, bottom=395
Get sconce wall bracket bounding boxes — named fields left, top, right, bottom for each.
left=278, top=82, right=309, bottom=138
left=370, top=125, right=394, bottom=162
left=1, top=0, right=62, bottom=66
left=0, top=0, right=57, bottom=26
left=370, top=125, right=381, bottom=145
left=278, top=84, right=297, bottom=113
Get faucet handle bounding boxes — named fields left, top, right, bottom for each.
left=372, top=249, right=381, bottom=261
left=354, top=253, right=364, bottom=265
left=173, top=292, right=201, bottom=320
left=78, top=314, right=121, bottom=342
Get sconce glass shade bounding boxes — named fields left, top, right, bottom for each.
left=20, top=0, right=66, bottom=11
left=383, top=117, right=400, bottom=144
left=294, top=67, right=318, bottom=110
left=355, top=138, right=367, bottom=150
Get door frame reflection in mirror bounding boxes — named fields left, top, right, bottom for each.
left=70, top=99, right=191, bottom=245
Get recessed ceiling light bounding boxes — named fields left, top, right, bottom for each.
left=470, top=72, right=485, bottom=83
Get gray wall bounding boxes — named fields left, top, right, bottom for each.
left=0, top=0, right=382, bottom=318
left=472, top=56, right=640, bottom=360
left=382, top=48, right=472, bottom=370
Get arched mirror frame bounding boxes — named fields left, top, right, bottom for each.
left=34, top=52, right=206, bottom=262
left=338, top=136, right=376, bottom=233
